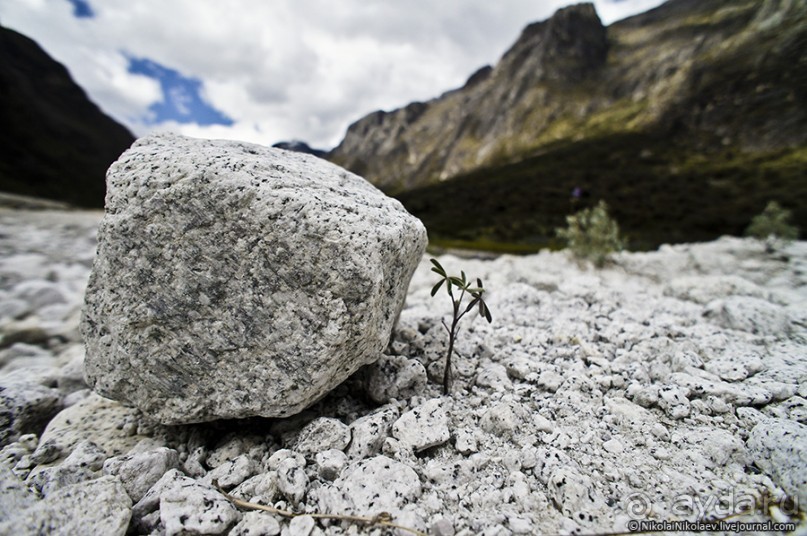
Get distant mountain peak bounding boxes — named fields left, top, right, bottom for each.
left=327, top=0, right=807, bottom=250
left=0, top=24, right=134, bottom=207
left=271, top=140, right=327, bottom=158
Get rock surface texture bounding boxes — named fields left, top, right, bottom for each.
left=81, top=133, right=427, bottom=424
left=1, top=207, right=806, bottom=535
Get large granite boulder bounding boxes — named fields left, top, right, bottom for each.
left=81, top=133, right=427, bottom=424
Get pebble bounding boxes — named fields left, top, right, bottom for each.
left=293, top=417, right=351, bottom=458
left=103, top=447, right=180, bottom=501
left=392, top=398, right=450, bottom=452
left=747, top=418, right=807, bottom=507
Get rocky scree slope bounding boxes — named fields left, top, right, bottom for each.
left=329, top=0, right=807, bottom=249
left=0, top=208, right=806, bottom=535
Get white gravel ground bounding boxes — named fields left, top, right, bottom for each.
left=0, top=207, right=805, bottom=536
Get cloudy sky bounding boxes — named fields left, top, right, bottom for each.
left=2, top=0, right=665, bottom=149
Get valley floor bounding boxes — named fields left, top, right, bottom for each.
left=1, top=208, right=805, bottom=535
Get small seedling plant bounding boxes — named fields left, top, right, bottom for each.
left=430, top=258, right=492, bottom=394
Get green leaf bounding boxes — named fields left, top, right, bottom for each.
left=464, top=297, right=480, bottom=314
left=461, top=271, right=467, bottom=284
left=430, top=280, right=444, bottom=297
left=431, top=267, right=444, bottom=276
left=430, top=258, right=446, bottom=276
left=477, top=278, right=484, bottom=288
left=448, top=276, right=464, bottom=287
left=481, top=301, right=492, bottom=323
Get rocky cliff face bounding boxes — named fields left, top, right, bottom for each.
left=329, top=0, right=807, bottom=249
left=0, top=25, right=134, bottom=208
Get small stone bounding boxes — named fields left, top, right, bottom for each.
left=747, top=418, right=807, bottom=507
left=315, top=449, right=347, bottom=481
left=11, top=280, right=68, bottom=310
left=56, top=345, right=87, bottom=394
left=703, top=297, right=790, bottom=336
left=230, top=511, right=281, bottom=536
left=0, top=463, right=33, bottom=522
left=533, top=413, right=554, bottom=433
left=536, top=370, right=564, bottom=392
left=346, top=406, right=399, bottom=460
left=431, top=517, right=455, bottom=536
left=475, top=363, right=513, bottom=391
left=229, top=472, right=279, bottom=504
left=202, top=454, right=256, bottom=490
left=454, top=429, right=478, bottom=455
left=33, top=392, right=159, bottom=461
left=480, top=402, right=525, bottom=437
left=267, top=449, right=305, bottom=471
left=392, top=398, right=450, bottom=452
left=27, top=440, right=107, bottom=496
left=132, top=468, right=184, bottom=527
left=103, top=447, right=181, bottom=501
left=657, top=385, right=690, bottom=419
left=365, top=354, right=428, bottom=403
left=277, top=458, right=309, bottom=505
left=286, top=515, right=315, bottom=536
left=314, top=455, right=421, bottom=514
left=159, top=474, right=241, bottom=536
left=293, top=417, right=351, bottom=458
left=508, top=515, right=533, bottom=534
left=0, top=373, right=63, bottom=447
left=2, top=475, right=131, bottom=536
left=602, top=438, right=624, bottom=454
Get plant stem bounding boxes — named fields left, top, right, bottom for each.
left=443, top=286, right=466, bottom=394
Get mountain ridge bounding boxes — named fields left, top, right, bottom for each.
left=0, top=24, right=134, bottom=208
left=326, top=0, right=807, bottom=249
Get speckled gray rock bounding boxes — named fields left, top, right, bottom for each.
left=312, top=455, right=421, bottom=515
left=365, top=353, right=428, bottom=403
left=286, top=515, right=315, bottom=536
left=27, top=440, right=106, bottom=496
left=229, top=472, right=279, bottom=504
left=230, top=510, right=281, bottom=536
left=0, top=370, right=63, bottom=447
left=747, top=418, right=807, bottom=507
left=293, top=417, right=351, bottom=458
left=81, top=133, right=427, bottom=424
left=132, top=469, right=240, bottom=536
left=33, top=392, right=161, bottom=462
left=347, top=406, right=399, bottom=460
left=277, top=457, right=309, bottom=505
left=201, top=453, right=256, bottom=490
left=703, top=296, right=790, bottom=336
left=392, top=398, right=449, bottom=452
left=0, top=463, right=33, bottom=521
left=159, top=474, right=241, bottom=536
left=315, top=449, right=347, bottom=480
left=0, top=475, right=131, bottom=536
left=103, top=446, right=180, bottom=501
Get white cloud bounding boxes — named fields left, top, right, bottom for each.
left=0, top=0, right=666, bottom=149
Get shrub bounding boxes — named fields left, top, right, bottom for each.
left=556, top=200, right=624, bottom=267
left=745, top=201, right=799, bottom=243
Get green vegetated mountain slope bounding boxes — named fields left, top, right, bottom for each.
left=329, top=0, right=807, bottom=251
left=0, top=25, right=134, bottom=208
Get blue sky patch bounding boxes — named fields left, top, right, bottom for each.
left=65, top=0, right=95, bottom=18
left=127, top=56, right=233, bottom=127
